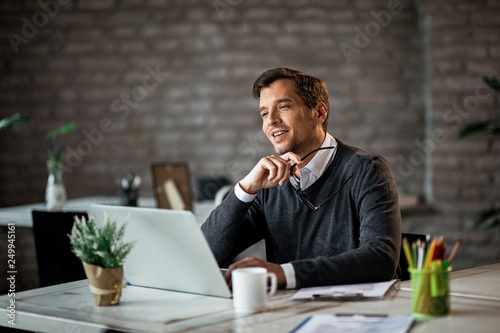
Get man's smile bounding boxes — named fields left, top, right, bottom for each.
left=270, top=129, right=289, bottom=141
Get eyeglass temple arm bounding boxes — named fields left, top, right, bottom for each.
left=289, top=146, right=336, bottom=171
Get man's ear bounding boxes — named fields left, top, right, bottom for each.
left=314, top=102, right=328, bottom=125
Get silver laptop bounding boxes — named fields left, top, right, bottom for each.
left=89, top=204, right=232, bottom=298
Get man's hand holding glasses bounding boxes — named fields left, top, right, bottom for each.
left=239, top=152, right=303, bottom=195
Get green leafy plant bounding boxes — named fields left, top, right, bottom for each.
left=459, top=77, right=500, bottom=138
left=477, top=208, right=500, bottom=230
left=0, top=112, right=75, bottom=164
left=68, top=214, right=135, bottom=268
left=459, top=76, right=500, bottom=229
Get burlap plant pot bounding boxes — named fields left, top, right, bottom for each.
left=82, top=262, right=125, bottom=306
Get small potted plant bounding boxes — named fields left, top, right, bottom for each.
left=68, top=213, right=135, bottom=306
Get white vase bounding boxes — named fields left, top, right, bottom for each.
left=45, top=160, right=66, bottom=210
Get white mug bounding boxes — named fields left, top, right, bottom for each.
left=232, top=267, right=277, bottom=313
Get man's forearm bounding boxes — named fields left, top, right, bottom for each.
left=290, top=239, right=399, bottom=288
left=201, top=189, right=259, bottom=265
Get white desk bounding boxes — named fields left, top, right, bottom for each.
left=1, top=264, right=499, bottom=332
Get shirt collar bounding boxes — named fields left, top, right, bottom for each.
left=289, top=133, right=337, bottom=189
left=301, top=133, right=337, bottom=178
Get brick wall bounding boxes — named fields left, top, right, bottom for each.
left=0, top=0, right=499, bottom=271
left=404, top=0, right=500, bottom=270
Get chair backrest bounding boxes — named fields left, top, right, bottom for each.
left=397, top=232, right=430, bottom=281
left=32, top=210, right=88, bottom=287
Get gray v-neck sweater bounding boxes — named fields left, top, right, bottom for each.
left=201, top=140, right=402, bottom=288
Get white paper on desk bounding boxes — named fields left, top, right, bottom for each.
left=291, top=279, right=398, bottom=301
left=290, top=315, right=414, bottom=333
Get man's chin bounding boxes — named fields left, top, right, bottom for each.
left=271, top=138, right=299, bottom=155
left=273, top=144, right=293, bottom=156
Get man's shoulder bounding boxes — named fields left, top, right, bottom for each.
left=336, top=139, right=383, bottom=165
left=333, top=140, right=394, bottom=180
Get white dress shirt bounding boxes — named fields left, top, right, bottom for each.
left=234, top=133, right=338, bottom=288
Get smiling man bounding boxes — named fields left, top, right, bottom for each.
left=201, top=68, right=402, bottom=289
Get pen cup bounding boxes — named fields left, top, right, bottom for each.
left=408, top=265, right=451, bottom=318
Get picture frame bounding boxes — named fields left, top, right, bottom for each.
left=150, top=162, right=193, bottom=211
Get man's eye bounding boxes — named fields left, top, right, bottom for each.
left=279, top=105, right=289, bottom=110
left=261, top=112, right=268, bottom=118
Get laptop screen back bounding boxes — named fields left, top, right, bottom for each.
left=90, top=204, right=231, bottom=298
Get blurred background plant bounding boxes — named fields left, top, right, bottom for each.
left=0, top=112, right=75, bottom=166
left=459, top=76, right=500, bottom=229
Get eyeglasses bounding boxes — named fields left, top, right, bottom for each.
left=289, top=146, right=337, bottom=172
left=289, top=146, right=337, bottom=211
left=292, top=185, right=338, bottom=211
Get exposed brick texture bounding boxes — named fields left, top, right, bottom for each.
left=0, top=0, right=499, bottom=273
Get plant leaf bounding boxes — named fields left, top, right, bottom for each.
left=0, top=113, right=29, bottom=130
left=476, top=207, right=500, bottom=229
left=459, top=121, right=491, bottom=138
left=68, top=213, right=135, bottom=268
left=491, top=125, right=500, bottom=135
left=483, top=76, right=500, bottom=93
left=46, top=122, right=75, bottom=139
left=477, top=207, right=500, bottom=223
left=490, top=218, right=500, bottom=229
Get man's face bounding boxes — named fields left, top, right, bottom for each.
left=259, top=79, right=321, bottom=156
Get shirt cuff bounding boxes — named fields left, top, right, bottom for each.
left=280, top=263, right=297, bottom=289
left=234, top=182, right=257, bottom=203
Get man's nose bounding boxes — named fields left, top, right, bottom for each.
left=266, top=108, right=281, bottom=126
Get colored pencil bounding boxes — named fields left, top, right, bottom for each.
left=448, top=239, right=462, bottom=264
left=402, top=237, right=414, bottom=269
left=424, top=238, right=437, bottom=270
left=417, top=241, right=425, bottom=270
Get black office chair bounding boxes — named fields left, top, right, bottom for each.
left=397, top=232, right=430, bottom=281
left=32, top=210, right=88, bottom=287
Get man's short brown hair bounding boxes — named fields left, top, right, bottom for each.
left=252, top=68, right=329, bottom=132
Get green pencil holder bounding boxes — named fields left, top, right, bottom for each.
left=408, top=265, right=452, bottom=318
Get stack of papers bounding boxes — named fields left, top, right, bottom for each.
left=290, top=315, right=414, bottom=333
left=291, top=279, right=398, bottom=301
